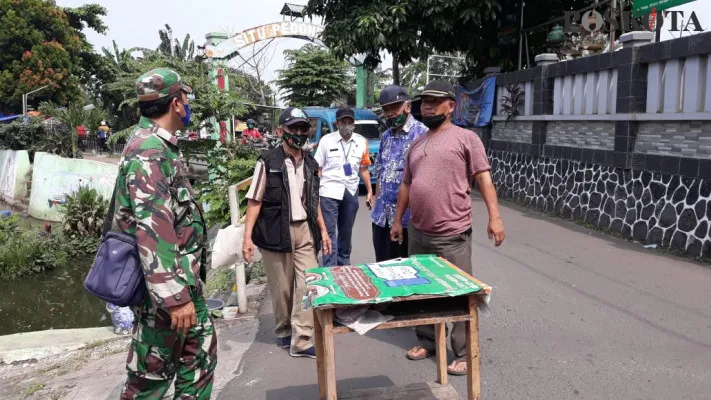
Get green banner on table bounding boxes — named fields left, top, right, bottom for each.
left=633, top=0, right=695, bottom=17
left=305, top=255, right=488, bottom=308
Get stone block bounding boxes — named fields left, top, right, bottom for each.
left=620, top=31, right=655, bottom=48
left=535, top=53, right=559, bottom=66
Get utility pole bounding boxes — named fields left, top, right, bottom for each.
left=22, top=85, right=50, bottom=115
left=426, top=56, right=431, bottom=84
left=228, top=185, right=248, bottom=314
left=350, top=54, right=368, bottom=108
left=518, top=0, right=525, bottom=69
left=609, top=0, right=617, bottom=51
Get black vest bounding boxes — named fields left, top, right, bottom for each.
left=251, top=147, right=322, bottom=254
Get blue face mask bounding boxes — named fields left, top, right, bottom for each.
left=180, top=103, right=191, bottom=127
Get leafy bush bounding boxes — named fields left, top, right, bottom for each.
left=249, top=260, right=266, bottom=284
left=41, top=123, right=79, bottom=159
left=61, top=235, right=102, bottom=258
left=0, top=120, right=44, bottom=151
left=0, top=119, right=77, bottom=160
left=198, top=142, right=259, bottom=227
left=499, top=84, right=525, bottom=120
left=0, top=214, right=22, bottom=243
left=204, top=260, right=266, bottom=297
left=205, top=267, right=235, bottom=297
left=0, top=216, right=69, bottom=280
left=107, top=125, right=135, bottom=146
left=180, top=138, right=219, bottom=161
left=39, top=101, right=109, bottom=158
left=60, top=186, right=109, bottom=238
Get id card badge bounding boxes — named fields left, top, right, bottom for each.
left=343, top=163, right=353, bottom=176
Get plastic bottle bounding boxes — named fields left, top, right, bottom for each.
left=226, top=283, right=238, bottom=306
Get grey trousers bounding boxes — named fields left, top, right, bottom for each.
left=408, top=224, right=473, bottom=358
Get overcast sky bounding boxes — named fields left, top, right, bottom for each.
left=57, top=0, right=709, bottom=86
left=57, top=0, right=323, bottom=86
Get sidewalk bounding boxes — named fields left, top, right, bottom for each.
left=0, top=327, right=117, bottom=364
left=0, top=284, right=267, bottom=400
left=82, top=154, right=120, bottom=165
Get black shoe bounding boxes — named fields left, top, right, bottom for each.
left=290, top=347, right=316, bottom=359
left=277, top=336, right=292, bottom=349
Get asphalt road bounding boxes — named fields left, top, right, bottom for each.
left=219, top=195, right=711, bottom=400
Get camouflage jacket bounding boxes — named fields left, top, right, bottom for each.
left=114, top=116, right=206, bottom=309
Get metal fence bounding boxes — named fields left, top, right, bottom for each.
left=40, top=118, right=127, bottom=156
left=78, top=137, right=126, bottom=155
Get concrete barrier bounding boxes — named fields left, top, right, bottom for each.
left=0, top=149, right=31, bottom=203
left=29, top=152, right=118, bottom=221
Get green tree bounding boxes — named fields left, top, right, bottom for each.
left=234, top=42, right=278, bottom=106
left=38, top=101, right=107, bottom=158
left=102, top=40, right=140, bottom=72
left=400, top=59, right=426, bottom=95
left=276, top=45, right=352, bottom=107
left=0, top=0, right=107, bottom=113
left=306, top=0, right=499, bottom=83
left=104, top=54, right=248, bottom=145
left=306, top=0, right=621, bottom=79
left=100, top=24, right=251, bottom=137
left=157, top=24, right=195, bottom=62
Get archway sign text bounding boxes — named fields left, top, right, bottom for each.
left=206, top=21, right=324, bottom=59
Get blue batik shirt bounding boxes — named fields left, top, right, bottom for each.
left=370, top=114, right=428, bottom=228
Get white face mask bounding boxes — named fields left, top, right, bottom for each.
left=339, top=125, right=355, bottom=137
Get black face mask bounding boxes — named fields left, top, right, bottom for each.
left=282, top=131, right=308, bottom=149
left=385, top=113, right=408, bottom=129
left=421, top=114, right=446, bottom=129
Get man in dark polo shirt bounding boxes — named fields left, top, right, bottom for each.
left=390, top=80, right=506, bottom=376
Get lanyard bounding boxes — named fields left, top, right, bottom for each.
left=340, top=139, right=352, bottom=160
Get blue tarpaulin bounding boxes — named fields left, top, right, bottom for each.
left=453, top=76, right=496, bottom=128
left=0, top=114, right=20, bottom=123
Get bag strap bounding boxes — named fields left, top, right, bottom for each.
left=101, top=177, right=120, bottom=237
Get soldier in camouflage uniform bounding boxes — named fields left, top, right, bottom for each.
left=113, top=68, right=217, bottom=399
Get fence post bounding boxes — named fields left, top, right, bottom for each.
left=228, top=185, right=248, bottom=314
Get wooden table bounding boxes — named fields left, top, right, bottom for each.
left=312, top=292, right=482, bottom=400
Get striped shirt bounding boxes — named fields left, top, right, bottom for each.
left=246, top=155, right=308, bottom=222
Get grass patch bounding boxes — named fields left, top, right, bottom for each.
left=249, top=260, right=266, bottom=284
left=0, top=216, right=69, bottom=280
left=205, top=267, right=235, bottom=297
left=205, top=260, right=267, bottom=297
left=22, top=382, right=45, bottom=398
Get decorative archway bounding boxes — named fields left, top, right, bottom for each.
left=203, top=20, right=371, bottom=140
left=205, top=21, right=325, bottom=61
left=202, top=21, right=329, bottom=141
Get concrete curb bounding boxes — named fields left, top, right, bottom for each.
left=0, top=327, right=120, bottom=364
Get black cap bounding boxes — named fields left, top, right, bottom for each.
left=279, top=107, right=310, bottom=127
left=418, top=80, right=456, bottom=100
left=335, top=106, right=355, bottom=121
left=379, top=85, right=410, bottom=106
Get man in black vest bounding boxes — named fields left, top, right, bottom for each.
left=242, top=107, right=332, bottom=358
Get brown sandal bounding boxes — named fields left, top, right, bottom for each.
left=447, top=359, right=468, bottom=376
left=406, top=346, right=432, bottom=361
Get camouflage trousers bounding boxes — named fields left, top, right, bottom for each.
left=120, top=296, right=218, bottom=400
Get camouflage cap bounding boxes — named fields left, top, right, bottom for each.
left=136, top=68, right=193, bottom=102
